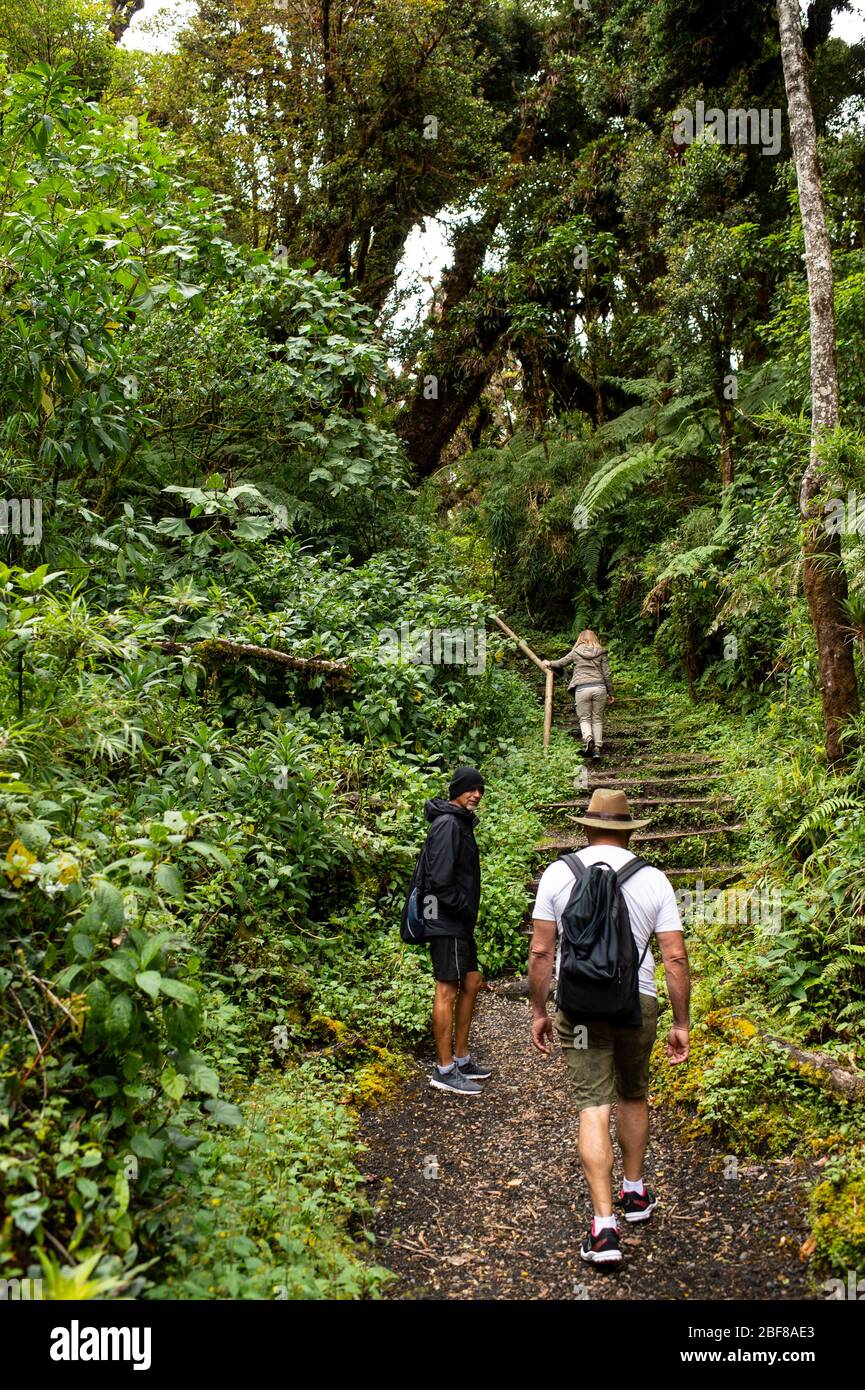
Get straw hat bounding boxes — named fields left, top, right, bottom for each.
left=574, top=787, right=651, bottom=831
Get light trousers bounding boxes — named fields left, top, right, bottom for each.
left=574, top=684, right=608, bottom=747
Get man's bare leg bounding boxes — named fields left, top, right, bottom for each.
left=616, top=1097, right=650, bottom=1182
left=432, top=981, right=459, bottom=1066
left=578, top=1104, right=614, bottom=1217
left=453, top=970, right=483, bottom=1057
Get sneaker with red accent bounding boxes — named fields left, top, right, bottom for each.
left=617, top=1183, right=657, bottom=1222
left=579, top=1224, right=622, bottom=1265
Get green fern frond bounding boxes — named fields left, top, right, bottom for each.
left=573, top=526, right=605, bottom=583
left=655, top=543, right=727, bottom=586
left=600, top=375, right=666, bottom=403
left=788, top=794, right=863, bottom=846
left=572, top=443, right=670, bottom=529
left=654, top=392, right=713, bottom=435
left=592, top=404, right=655, bottom=445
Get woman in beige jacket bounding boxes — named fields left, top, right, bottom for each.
left=542, top=629, right=615, bottom=759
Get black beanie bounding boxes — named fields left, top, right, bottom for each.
left=449, top=765, right=485, bottom=800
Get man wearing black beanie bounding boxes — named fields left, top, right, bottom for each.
left=421, top=765, right=491, bottom=1095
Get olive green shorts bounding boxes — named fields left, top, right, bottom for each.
left=554, top=995, right=658, bottom=1111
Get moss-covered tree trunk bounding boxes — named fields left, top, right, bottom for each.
left=777, top=0, right=859, bottom=764
left=109, top=1, right=145, bottom=43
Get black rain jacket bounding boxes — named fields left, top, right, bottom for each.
left=420, top=797, right=481, bottom=939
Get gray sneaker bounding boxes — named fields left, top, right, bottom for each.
left=457, top=1057, right=491, bottom=1081
left=429, top=1065, right=484, bottom=1096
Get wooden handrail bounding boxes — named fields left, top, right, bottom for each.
left=491, top=615, right=554, bottom=752
left=542, top=667, right=554, bottom=751
left=491, top=615, right=546, bottom=670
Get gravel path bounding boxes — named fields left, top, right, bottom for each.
left=360, top=992, right=820, bottom=1301
left=359, top=684, right=821, bottom=1301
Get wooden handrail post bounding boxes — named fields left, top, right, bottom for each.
left=543, top=667, right=554, bottom=752
left=491, top=615, right=554, bottom=752
left=491, top=615, right=546, bottom=670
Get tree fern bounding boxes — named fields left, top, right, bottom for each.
left=572, top=443, right=671, bottom=530
left=592, top=403, right=655, bottom=446
left=601, top=375, right=666, bottom=403
left=654, top=543, right=728, bottom=586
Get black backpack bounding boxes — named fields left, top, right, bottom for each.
left=399, top=845, right=430, bottom=943
left=555, top=853, right=653, bottom=1027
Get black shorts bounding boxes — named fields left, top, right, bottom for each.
left=429, top=935, right=479, bottom=983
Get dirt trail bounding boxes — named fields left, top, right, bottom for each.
left=360, top=685, right=821, bottom=1300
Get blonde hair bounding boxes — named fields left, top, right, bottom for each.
left=577, top=629, right=601, bottom=646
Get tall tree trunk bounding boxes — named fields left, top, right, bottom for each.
left=712, top=331, right=735, bottom=489
left=395, top=213, right=510, bottom=474
left=395, top=123, right=538, bottom=474
left=109, top=1, right=145, bottom=43
left=777, top=0, right=859, bottom=764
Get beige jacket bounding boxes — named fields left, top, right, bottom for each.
left=549, top=641, right=613, bottom=695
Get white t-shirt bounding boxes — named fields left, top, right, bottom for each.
left=531, top=845, right=682, bottom=998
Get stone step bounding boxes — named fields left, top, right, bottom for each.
left=525, top=863, right=753, bottom=893
left=663, top=865, right=752, bottom=879
left=535, top=823, right=746, bottom=852
left=602, top=730, right=674, bottom=739
left=598, top=756, right=722, bottom=769
left=588, top=773, right=722, bottom=787
left=538, top=795, right=734, bottom=811
left=610, top=694, right=665, bottom=703
left=564, top=734, right=670, bottom=746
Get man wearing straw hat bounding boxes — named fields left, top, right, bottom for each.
left=528, top=788, right=690, bottom=1266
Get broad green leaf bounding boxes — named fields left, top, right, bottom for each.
left=94, top=881, right=125, bottom=931
left=91, top=1076, right=118, bottom=1098
left=187, top=840, right=231, bottom=869
left=183, top=1057, right=219, bottom=1097
left=159, top=978, right=198, bottom=1006
left=130, top=1133, right=165, bottom=1162
left=155, top=862, right=184, bottom=899
left=54, top=964, right=83, bottom=990
left=113, top=1171, right=130, bottom=1217
left=11, top=1202, right=45, bottom=1235
left=204, top=1098, right=242, bottom=1127
left=139, top=932, right=171, bottom=969
left=135, top=970, right=161, bottom=1001
left=105, top=993, right=133, bottom=1038
left=103, top=956, right=137, bottom=986
left=15, top=821, right=51, bottom=854
left=160, top=1067, right=187, bottom=1102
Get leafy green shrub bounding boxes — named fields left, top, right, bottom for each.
left=809, top=1148, right=865, bottom=1277
left=150, top=1073, right=391, bottom=1300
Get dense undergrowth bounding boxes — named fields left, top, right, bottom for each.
left=594, top=663, right=865, bottom=1278
left=0, top=519, right=571, bottom=1296
left=2, top=21, right=865, bottom=1299
left=0, top=62, right=572, bottom=1299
